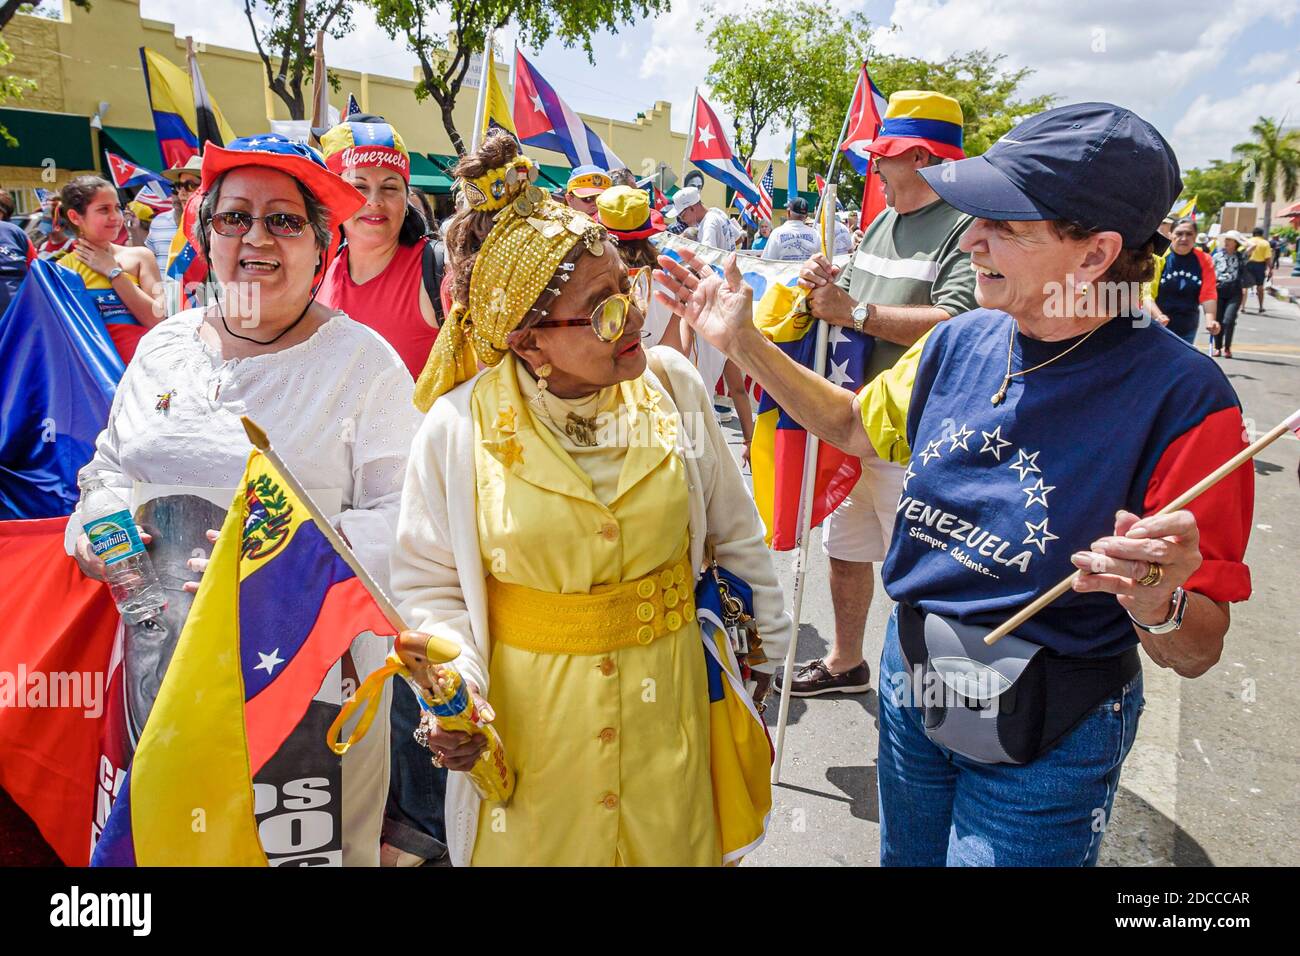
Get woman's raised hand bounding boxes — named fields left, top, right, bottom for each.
left=654, top=249, right=757, bottom=358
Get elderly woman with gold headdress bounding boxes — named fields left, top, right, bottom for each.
left=391, top=132, right=792, bottom=867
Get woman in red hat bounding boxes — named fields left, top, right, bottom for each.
left=67, top=134, right=423, bottom=866
left=318, top=117, right=443, bottom=380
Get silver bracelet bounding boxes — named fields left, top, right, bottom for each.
left=1128, top=586, right=1187, bottom=634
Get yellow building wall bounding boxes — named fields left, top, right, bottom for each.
left=7, top=0, right=807, bottom=213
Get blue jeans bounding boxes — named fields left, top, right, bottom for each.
left=876, top=608, right=1144, bottom=866
left=382, top=680, right=449, bottom=859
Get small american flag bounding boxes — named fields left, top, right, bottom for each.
left=736, top=161, right=774, bottom=224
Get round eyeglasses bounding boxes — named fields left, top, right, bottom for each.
left=531, top=267, right=651, bottom=342
left=209, top=210, right=310, bottom=239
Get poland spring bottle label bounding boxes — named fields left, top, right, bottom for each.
left=86, top=509, right=145, bottom=565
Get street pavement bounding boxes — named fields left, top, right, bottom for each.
left=723, top=267, right=1300, bottom=867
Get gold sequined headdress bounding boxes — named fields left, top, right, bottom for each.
left=413, top=152, right=609, bottom=411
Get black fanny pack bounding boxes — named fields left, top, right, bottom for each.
left=896, top=603, right=1140, bottom=765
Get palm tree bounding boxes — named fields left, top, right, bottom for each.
left=1233, top=116, right=1300, bottom=231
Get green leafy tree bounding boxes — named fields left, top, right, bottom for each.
left=0, top=2, right=93, bottom=146
left=243, top=1, right=353, bottom=120
left=699, top=0, right=870, bottom=165
left=801, top=50, right=1054, bottom=207
left=367, top=0, right=670, bottom=158
left=1233, top=116, right=1300, bottom=229
left=1179, top=160, right=1248, bottom=224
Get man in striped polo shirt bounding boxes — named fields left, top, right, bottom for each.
left=778, top=90, right=978, bottom=697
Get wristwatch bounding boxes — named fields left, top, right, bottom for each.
left=1128, top=586, right=1188, bottom=634
left=106, top=266, right=125, bottom=282
left=851, top=303, right=870, bottom=334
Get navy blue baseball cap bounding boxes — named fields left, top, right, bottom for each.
left=919, top=102, right=1182, bottom=251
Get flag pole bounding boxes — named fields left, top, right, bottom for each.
left=471, top=32, right=493, bottom=152
left=681, top=87, right=698, bottom=183
left=771, top=93, right=857, bottom=785
left=984, top=408, right=1300, bottom=646
left=309, top=29, right=326, bottom=145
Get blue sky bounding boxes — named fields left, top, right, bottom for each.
left=135, top=0, right=1300, bottom=171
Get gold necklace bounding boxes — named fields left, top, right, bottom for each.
left=991, top=322, right=1105, bottom=405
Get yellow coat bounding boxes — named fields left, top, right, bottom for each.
left=390, top=346, right=793, bottom=866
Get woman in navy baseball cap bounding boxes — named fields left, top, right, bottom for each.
left=657, top=102, right=1254, bottom=866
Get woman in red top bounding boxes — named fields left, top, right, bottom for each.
left=318, top=117, right=441, bottom=379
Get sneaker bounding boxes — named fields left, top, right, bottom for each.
left=775, top=658, right=872, bottom=697
left=1224, top=348, right=1233, bottom=358
left=1212, top=348, right=1222, bottom=358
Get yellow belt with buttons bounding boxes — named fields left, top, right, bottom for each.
left=486, top=556, right=698, bottom=655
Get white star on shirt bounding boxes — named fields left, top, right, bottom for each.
left=919, top=439, right=944, bottom=466
left=827, top=325, right=850, bottom=351
left=948, top=424, right=974, bottom=452
left=1022, top=518, right=1059, bottom=554
left=697, top=125, right=716, bottom=148
left=530, top=92, right=545, bottom=113
left=255, top=648, right=285, bottom=676
left=979, top=426, right=1012, bottom=461
left=827, top=358, right=852, bottom=387
left=902, top=462, right=917, bottom=490
left=1008, top=448, right=1042, bottom=482
left=1021, top=477, right=1055, bottom=509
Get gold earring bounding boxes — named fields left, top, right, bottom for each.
left=531, top=363, right=553, bottom=407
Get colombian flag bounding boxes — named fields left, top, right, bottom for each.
left=749, top=284, right=872, bottom=550
left=139, top=47, right=236, bottom=169
left=91, top=451, right=396, bottom=865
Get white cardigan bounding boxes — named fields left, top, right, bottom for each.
left=390, top=346, right=793, bottom=866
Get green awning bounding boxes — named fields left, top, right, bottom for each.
left=0, top=108, right=94, bottom=170
left=100, top=126, right=164, bottom=171
left=428, top=153, right=570, bottom=192
left=770, top=187, right=820, bottom=208
left=410, top=152, right=453, bottom=192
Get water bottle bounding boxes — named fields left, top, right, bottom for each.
left=79, top=476, right=166, bottom=624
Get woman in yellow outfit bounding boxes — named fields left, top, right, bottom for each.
left=391, top=132, right=791, bottom=867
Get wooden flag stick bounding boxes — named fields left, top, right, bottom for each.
left=985, top=408, right=1300, bottom=646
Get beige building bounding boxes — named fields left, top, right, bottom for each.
left=1, top=0, right=811, bottom=218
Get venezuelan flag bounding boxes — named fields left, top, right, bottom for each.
left=139, top=47, right=236, bottom=168
left=165, top=193, right=207, bottom=305
left=749, top=282, right=872, bottom=550
left=695, top=567, right=772, bottom=864
left=91, top=451, right=396, bottom=865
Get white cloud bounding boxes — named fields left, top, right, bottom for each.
left=1171, top=73, right=1300, bottom=168
left=875, top=0, right=1300, bottom=168
left=1240, top=50, right=1293, bottom=75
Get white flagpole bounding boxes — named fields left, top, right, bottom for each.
left=470, top=32, right=493, bottom=151
left=680, top=87, right=698, bottom=183
left=770, top=94, right=857, bottom=785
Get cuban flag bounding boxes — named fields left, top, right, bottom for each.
left=105, top=152, right=169, bottom=192
left=513, top=50, right=623, bottom=170
left=839, top=62, right=888, bottom=175
left=688, top=92, right=761, bottom=206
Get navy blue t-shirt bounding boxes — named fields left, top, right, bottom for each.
left=0, top=219, right=32, bottom=315
left=1155, top=249, right=1213, bottom=337
left=881, top=309, right=1252, bottom=657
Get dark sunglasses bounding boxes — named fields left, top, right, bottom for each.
left=209, top=210, right=309, bottom=238
left=532, top=267, right=650, bottom=342
left=176, top=180, right=200, bottom=194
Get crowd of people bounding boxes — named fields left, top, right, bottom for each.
left=0, top=88, right=1272, bottom=867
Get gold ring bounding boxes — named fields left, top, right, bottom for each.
left=1137, top=562, right=1164, bottom=587
left=431, top=751, right=445, bottom=769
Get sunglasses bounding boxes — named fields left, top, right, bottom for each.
left=532, top=267, right=650, bottom=342
left=209, top=210, right=309, bottom=239
left=176, top=180, right=200, bottom=194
